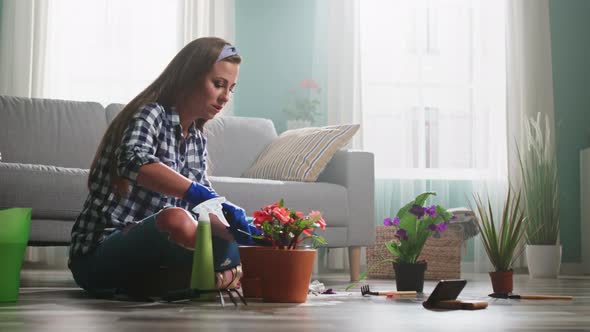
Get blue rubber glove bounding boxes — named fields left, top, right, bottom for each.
left=183, top=182, right=219, bottom=206
left=222, top=201, right=263, bottom=245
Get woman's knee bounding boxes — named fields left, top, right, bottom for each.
left=155, top=208, right=196, bottom=248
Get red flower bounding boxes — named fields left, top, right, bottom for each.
left=272, top=207, right=291, bottom=223
left=299, top=79, right=319, bottom=89
left=250, top=199, right=327, bottom=249
left=309, top=210, right=326, bottom=230
left=264, top=202, right=280, bottom=210
left=253, top=210, right=272, bottom=226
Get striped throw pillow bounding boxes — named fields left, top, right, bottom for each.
left=242, top=124, right=360, bottom=182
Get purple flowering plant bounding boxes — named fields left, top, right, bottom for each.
left=382, top=192, right=453, bottom=264
left=346, top=192, right=453, bottom=289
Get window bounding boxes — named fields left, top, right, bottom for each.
left=43, top=0, right=183, bottom=105
left=360, top=0, right=506, bottom=180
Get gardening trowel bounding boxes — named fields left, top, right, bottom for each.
left=489, top=293, right=573, bottom=300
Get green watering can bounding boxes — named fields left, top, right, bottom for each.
left=0, top=208, right=31, bottom=302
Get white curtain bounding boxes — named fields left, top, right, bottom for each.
left=317, top=0, right=510, bottom=273
left=0, top=0, right=47, bottom=97
left=310, top=0, right=363, bottom=270
left=182, top=0, right=235, bottom=45
left=322, top=0, right=363, bottom=149
left=506, top=0, right=555, bottom=188
left=0, top=0, right=235, bottom=106
left=505, top=0, right=555, bottom=268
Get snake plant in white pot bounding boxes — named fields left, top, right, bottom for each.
left=518, top=112, right=561, bottom=278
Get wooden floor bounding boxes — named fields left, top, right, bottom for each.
left=2, top=267, right=590, bottom=331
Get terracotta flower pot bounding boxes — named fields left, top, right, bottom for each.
left=238, top=246, right=316, bottom=303
left=260, top=248, right=316, bottom=303
left=238, top=246, right=266, bottom=298
left=489, top=270, right=513, bottom=294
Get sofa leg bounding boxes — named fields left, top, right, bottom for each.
left=348, top=246, right=361, bottom=282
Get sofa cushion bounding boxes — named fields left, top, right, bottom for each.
left=209, top=176, right=350, bottom=226
left=0, top=96, right=107, bottom=168
left=204, top=115, right=277, bottom=177
left=0, top=162, right=89, bottom=220
left=105, top=103, right=125, bottom=123
left=242, top=124, right=360, bottom=182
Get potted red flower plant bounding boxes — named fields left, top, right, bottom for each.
left=283, top=78, right=322, bottom=129
left=239, top=199, right=326, bottom=302
left=251, top=199, right=326, bottom=249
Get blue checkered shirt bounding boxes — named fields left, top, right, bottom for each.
left=69, top=103, right=210, bottom=257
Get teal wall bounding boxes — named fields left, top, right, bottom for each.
left=0, top=1, right=3, bottom=37
left=234, top=0, right=325, bottom=133
left=549, top=0, right=590, bottom=262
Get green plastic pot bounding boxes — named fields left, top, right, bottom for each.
left=0, top=208, right=32, bottom=302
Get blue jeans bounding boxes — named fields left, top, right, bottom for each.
left=69, top=211, right=240, bottom=295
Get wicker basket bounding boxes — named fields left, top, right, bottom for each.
left=366, top=225, right=464, bottom=280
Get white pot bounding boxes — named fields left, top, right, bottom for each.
left=525, top=244, right=562, bottom=278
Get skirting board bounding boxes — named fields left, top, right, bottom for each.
left=560, top=263, right=586, bottom=276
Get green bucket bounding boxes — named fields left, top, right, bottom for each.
left=0, top=208, right=31, bottom=302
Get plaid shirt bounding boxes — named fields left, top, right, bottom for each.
left=69, top=103, right=210, bottom=257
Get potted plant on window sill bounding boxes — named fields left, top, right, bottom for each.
left=238, top=199, right=326, bottom=303
left=472, top=188, right=528, bottom=294
left=282, top=79, right=321, bottom=130
left=518, top=112, right=561, bottom=278
left=348, top=192, right=453, bottom=292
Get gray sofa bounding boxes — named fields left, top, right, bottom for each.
left=0, top=95, right=375, bottom=281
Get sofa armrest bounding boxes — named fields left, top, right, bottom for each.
left=317, top=150, right=375, bottom=246
left=0, top=162, right=89, bottom=219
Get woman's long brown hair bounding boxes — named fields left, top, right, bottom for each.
left=90, top=37, right=241, bottom=195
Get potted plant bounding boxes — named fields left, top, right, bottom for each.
left=282, top=79, right=321, bottom=129
left=472, top=188, right=528, bottom=293
left=349, top=192, right=453, bottom=292
left=518, top=112, right=561, bottom=278
left=238, top=199, right=326, bottom=303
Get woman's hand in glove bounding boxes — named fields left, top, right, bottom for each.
left=183, top=182, right=219, bottom=205
left=222, top=201, right=262, bottom=245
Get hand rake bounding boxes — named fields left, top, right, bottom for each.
left=360, top=285, right=417, bottom=296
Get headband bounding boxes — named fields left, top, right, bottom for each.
left=216, top=44, right=239, bottom=62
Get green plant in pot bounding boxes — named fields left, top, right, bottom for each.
left=472, top=188, right=528, bottom=294
left=518, top=112, right=561, bottom=278
left=348, top=192, right=453, bottom=292
left=282, top=79, right=321, bottom=129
